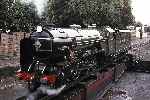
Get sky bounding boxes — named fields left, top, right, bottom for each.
left=132, top=0, right=150, bottom=25
left=22, top=0, right=48, bottom=16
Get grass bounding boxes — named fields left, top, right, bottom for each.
left=0, top=67, right=18, bottom=77
left=0, top=54, right=18, bottom=60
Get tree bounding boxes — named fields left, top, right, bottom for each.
left=40, top=0, right=134, bottom=28
left=11, top=0, right=40, bottom=32
left=120, top=0, right=134, bottom=28
left=0, top=0, right=14, bottom=30
left=0, top=0, right=40, bottom=32
left=46, top=0, right=82, bottom=27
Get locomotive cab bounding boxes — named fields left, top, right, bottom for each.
left=31, top=27, right=74, bottom=62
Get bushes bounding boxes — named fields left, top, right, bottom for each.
left=0, top=67, right=17, bottom=77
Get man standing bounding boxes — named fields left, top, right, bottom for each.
left=139, top=28, right=143, bottom=39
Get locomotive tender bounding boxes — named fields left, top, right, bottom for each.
left=16, top=24, right=131, bottom=95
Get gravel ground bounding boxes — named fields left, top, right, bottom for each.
left=0, top=77, right=28, bottom=100
left=0, top=58, right=19, bottom=68
left=102, top=36, right=150, bottom=100
left=129, top=36, right=150, bottom=61
left=106, top=72, right=150, bottom=100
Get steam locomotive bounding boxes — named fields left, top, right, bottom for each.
left=16, top=24, right=131, bottom=94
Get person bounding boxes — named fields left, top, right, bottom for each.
left=139, top=28, right=142, bottom=39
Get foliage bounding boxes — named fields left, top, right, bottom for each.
left=0, top=0, right=134, bottom=30
left=46, top=0, right=84, bottom=27
left=0, top=0, right=40, bottom=32
left=46, top=0, right=134, bottom=28
left=0, top=67, right=17, bottom=77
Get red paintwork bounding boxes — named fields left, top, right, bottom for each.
left=41, top=75, right=57, bottom=84
left=16, top=71, right=34, bottom=81
left=87, top=68, right=114, bottom=93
